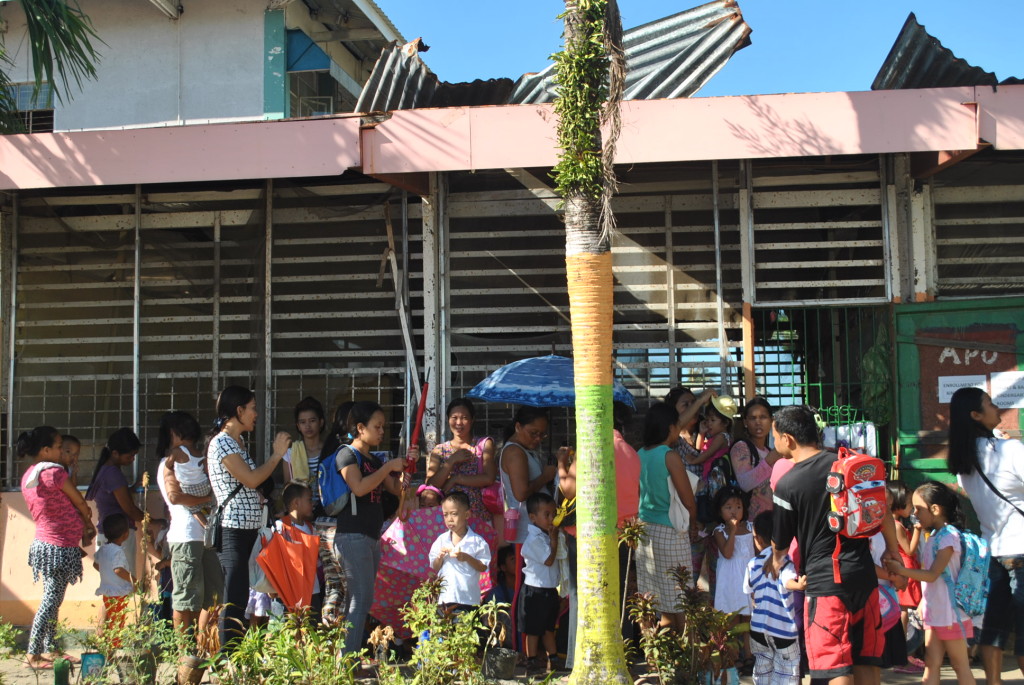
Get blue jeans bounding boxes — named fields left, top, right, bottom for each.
left=980, top=555, right=1024, bottom=655
left=218, top=527, right=257, bottom=650
left=336, top=532, right=381, bottom=654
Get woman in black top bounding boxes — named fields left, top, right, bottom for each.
left=323, top=401, right=407, bottom=653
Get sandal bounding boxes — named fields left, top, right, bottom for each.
left=26, top=659, right=54, bottom=670
left=51, top=653, right=81, bottom=664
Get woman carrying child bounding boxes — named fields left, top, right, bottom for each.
left=886, top=481, right=977, bottom=685
left=21, top=427, right=96, bottom=670
left=155, top=410, right=221, bottom=642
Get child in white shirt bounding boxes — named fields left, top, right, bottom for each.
left=94, top=513, right=136, bottom=647
left=429, top=491, right=491, bottom=614
left=518, top=492, right=561, bottom=675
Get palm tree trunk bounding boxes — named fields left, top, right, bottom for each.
left=565, top=199, right=629, bottom=684
left=556, top=2, right=628, bottom=680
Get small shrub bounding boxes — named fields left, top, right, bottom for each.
left=628, top=566, right=746, bottom=685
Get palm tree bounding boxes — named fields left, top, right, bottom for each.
left=553, top=1, right=630, bottom=682
left=0, top=0, right=100, bottom=132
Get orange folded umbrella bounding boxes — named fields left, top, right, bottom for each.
left=256, top=524, right=320, bottom=611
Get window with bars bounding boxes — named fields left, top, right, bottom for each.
left=6, top=82, right=54, bottom=133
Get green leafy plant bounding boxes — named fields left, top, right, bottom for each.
left=376, top=577, right=487, bottom=685
left=618, top=517, right=647, bottom=629
left=207, top=611, right=360, bottom=685
left=628, top=566, right=747, bottom=685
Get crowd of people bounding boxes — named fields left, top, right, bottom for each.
left=14, top=382, right=1024, bottom=684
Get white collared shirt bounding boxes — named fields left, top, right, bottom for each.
left=522, top=523, right=559, bottom=589
left=429, top=526, right=491, bottom=606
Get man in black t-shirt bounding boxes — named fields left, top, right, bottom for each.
left=766, top=406, right=899, bottom=685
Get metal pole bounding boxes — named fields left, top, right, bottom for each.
left=401, top=190, right=412, bottom=448
left=133, top=185, right=142, bottom=482
left=438, top=173, right=449, bottom=443
left=263, top=180, right=273, bottom=461
left=664, top=196, right=678, bottom=386
left=711, top=161, right=730, bottom=394
left=878, top=155, right=894, bottom=303
left=6, top=194, right=17, bottom=486
left=212, top=212, right=221, bottom=396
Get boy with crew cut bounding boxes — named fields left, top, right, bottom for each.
left=429, top=490, right=491, bottom=615
left=766, top=405, right=900, bottom=685
left=744, top=510, right=804, bottom=685
left=519, top=492, right=561, bottom=675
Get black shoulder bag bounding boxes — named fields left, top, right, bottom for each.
left=204, top=482, right=244, bottom=550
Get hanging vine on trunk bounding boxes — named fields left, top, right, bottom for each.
left=552, top=0, right=625, bottom=244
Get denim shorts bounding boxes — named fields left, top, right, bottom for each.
left=979, top=555, right=1024, bottom=655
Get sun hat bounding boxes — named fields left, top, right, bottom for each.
left=710, top=395, right=740, bottom=419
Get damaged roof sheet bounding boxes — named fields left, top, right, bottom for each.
left=355, top=0, right=751, bottom=113
left=872, top=13, right=1022, bottom=90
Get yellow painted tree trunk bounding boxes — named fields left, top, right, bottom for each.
left=554, top=1, right=630, bottom=683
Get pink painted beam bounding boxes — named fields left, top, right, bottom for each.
left=361, top=87, right=991, bottom=174
left=975, top=85, right=1024, bottom=150
left=0, top=117, right=362, bottom=190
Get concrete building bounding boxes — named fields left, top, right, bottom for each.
left=0, top=0, right=401, bottom=131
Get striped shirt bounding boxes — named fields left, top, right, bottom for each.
left=743, top=548, right=799, bottom=640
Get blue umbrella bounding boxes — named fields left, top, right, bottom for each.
left=466, top=355, right=636, bottom=410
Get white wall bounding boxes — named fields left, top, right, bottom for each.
left=0, top=0, right=267, bottom=130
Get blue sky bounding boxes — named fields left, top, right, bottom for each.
left=374, top=1, right=1023, bottom=96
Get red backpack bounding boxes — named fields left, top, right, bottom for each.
left=824, top=447, right=887, bottom=583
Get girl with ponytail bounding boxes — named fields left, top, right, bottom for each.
left=206, top=385, right=292, bottom=649
left=85, top=428, right=144, bottom=560
left=946, top=387, right=1024, bottom=684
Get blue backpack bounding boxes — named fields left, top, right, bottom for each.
left=317, top=445, right=362, bottom=517
left=937, top=525, right=990, bottom=618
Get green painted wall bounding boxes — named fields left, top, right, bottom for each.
left=895, top=297, right=1024, bottom=487
left=264, top=9, right=287, bottom=119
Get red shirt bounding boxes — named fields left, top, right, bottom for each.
left=22, top=465, right=83, bottom=547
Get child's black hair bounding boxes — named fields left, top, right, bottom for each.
left=526, top=491, right=555, bottom=516
left=294, top=396, right=326, bottom=424
left=496, top=545, right=516, bottom=586
left=711, top=484, right=748, bottom=525
left=752, top=510, right=773, bottom=543
left=102, top=512, right=130, bottom=541
left=642, top=402, right=679, bottom=449
left=442, top=490, right=471, bottom=511
left=886, top=480, right=909, bottom=512
left=61, top=434, right=81, bottom=448
left=914, top=480, right=966, bottom=529
left=282, top=481, right=312, bottom=511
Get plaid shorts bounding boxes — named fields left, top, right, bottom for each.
left=636, top=521, right=692, bottom=613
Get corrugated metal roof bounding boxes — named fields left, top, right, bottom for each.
left=355, top=0, right=751, bottom=113
left=511, top=0, right=751, bottom=104
left=872, top=13, right=1020, bottom=90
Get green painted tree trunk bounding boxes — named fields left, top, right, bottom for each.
left=554, top=2, right=630, bottom=683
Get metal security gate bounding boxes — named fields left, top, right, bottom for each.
left=441, top=164, right=746, bottom=444
left=2, top=177, right=422, bottom=486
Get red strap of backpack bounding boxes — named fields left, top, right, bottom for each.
left=832, top=536, right=843, bottom=585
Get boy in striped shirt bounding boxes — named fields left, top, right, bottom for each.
left=744, top=511, right=805, bottom=685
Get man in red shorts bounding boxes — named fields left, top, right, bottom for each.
left=766, top=405, right=900, bottom=685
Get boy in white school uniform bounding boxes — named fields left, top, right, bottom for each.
left=430, top=490, right=491, bottom=615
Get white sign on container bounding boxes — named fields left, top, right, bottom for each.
left=991, top=371, right=1024, bottom=409
left=937, top=375, right=988, bottom=404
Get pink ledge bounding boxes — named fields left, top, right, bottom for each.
left=360, top=87, right=997, bottom=174
left=0, top=116, right=362, bottom=190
